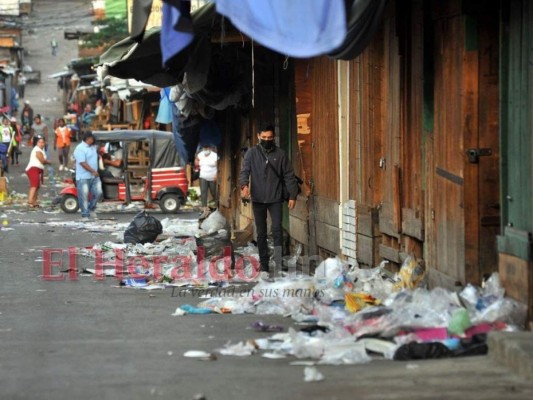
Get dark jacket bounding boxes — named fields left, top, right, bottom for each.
left=239, top=144, right=299, bottom=203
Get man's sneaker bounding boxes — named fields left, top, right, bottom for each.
left=81, top=216, right=90, bottom=222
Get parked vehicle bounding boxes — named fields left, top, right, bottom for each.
left=58, top=130, right=188, bottom=214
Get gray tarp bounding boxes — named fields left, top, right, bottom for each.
left=328, top=0, right=389, bottom=60
left=92, top=130, right=181, bottom=167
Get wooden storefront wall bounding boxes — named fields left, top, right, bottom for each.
left=348, top=29, right=384, bottom=267
left=310, top=58, right=340, bottom=256
left=343, top=0, right=500, bottom=288
left=347, top=0, right=424, bottom=270
left=292, top=57, right=340, bottom=257
left=227, top=1, right=504, bottom=296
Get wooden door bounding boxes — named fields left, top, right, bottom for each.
left=429, top=7, right=499, bottom=287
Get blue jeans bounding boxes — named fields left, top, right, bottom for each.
left=77, top=177, right=103, bottom=217
left=0, top=143, right=8, bottom=172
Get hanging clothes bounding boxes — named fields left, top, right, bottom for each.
left=215, top=0, right=346, bottom=58
left=156, top=88, right=174, bottom=124
left=161, top=0, right=194, bottom=67
left=171, top=103, right=189, bottom=165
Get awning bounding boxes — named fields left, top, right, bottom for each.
left=48, top=71, right=73, bottom=79
left=99, top=3, right=216, bottom=87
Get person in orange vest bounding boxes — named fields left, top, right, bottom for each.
left=54, top=118, right=72, bottom=171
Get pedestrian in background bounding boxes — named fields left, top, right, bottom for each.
left=25, top=136, right=52, bottom=208
left=0, top=117, right=14, bottom=173
left=9, top=117, right=22, bottom=166
left=73, top=131, right=102, bottom=221
left=51, top=37, right=58, bottom=56
left=54, top=118, right=71, bottom=171
left=10, top=87, right=18, bottom=117
left=18, top=72, right=27, bottom=98
left=21, top=101, right=33, bottom=136
left=30, top=114, right=49, bottom=150
left=239, top=124, right=299, bottom=278
left=81, top=104, right=96, bottom=129
left=195, top=145, right=218, bottom=219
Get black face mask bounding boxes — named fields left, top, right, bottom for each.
left=260, top=140, right=274, bottom=150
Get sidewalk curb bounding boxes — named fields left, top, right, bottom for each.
left=488, top=331, right=533, bottom=380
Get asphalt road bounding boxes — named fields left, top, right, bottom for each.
left=1, top=1, right=533, bottom=399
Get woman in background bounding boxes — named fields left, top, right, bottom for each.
left=25, top=136, right=52, bottom=208
left=9, top=117, right=22, bottom=166
left=54, top=118, right=71, bottom=171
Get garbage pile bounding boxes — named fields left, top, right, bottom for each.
left=73, top=211, right=260, bottom=288
left=180, top=256, right=527, bottom=365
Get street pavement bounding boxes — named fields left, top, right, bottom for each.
left=0, top=1, right=532, bottom=399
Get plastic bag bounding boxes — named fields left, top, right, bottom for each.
left=123, top=211, right=163, bottom=244
left=200, top=210, right=226, bottom=233
left=393, top=254, right=427, bottom=291
left=314, top=257, right=347, bottom=304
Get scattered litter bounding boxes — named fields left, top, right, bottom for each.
left=171, top=308, right=187, bottom=316
left=262, top=352, right=287, bottom=359
left=357, top=338, right=398, bottom=359
left=290, top=361, right=316, bottom=366
left=218, top=341, right=256, bottom=357
left=124, top=211, right=163, bottom=244
left=200, top=210, right=227, bottom=233
left=393, top=254, right=427, bottom=291
left=318, top=340, right=371, bottom=365
left=251, top=321, right=285, bottom=332
left=183, top=350, right=216, bottom=361
left=180, top=304, right=213, bottom=314
left=303, top=367, right=324, bottom=382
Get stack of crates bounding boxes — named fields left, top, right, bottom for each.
left=127, top=141, right=150, bottom=168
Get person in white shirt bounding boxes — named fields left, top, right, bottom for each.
left=25, top=136, right=52, bottom=208
left=195, top=145, right=218, bottom=218
left=1, top=117, right=13, bottom=173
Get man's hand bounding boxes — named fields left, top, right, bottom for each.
left=288, top=199, right=296, bottom=210
left=241, top=185, right=250, bottom=199
left=92, top=171, right=99, bottom=177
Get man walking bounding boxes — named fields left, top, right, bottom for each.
left=51, top=37, right=58, bottom=56
left=73, top=131, right=102, bottom=221
left=239, top=125, right=299, bottom=278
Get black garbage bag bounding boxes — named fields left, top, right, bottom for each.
left=196, top=229, right=235, bottom=268
left=123, top=211, right=163, bottom=244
